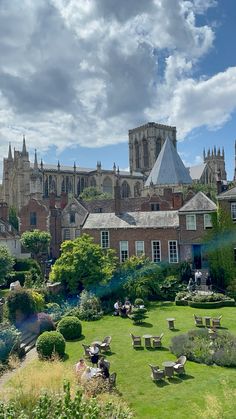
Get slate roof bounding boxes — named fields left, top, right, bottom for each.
left=189, top=164, right=206, bottom=180
left=83, top=211, right=179, bottom=229
left=179, top=191, right=217, bottom=213
left=217, top=186, right=236, bottom=200
left=145, top=137, right=192, bottom=186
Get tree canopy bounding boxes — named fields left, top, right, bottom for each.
left=49, top=234, right=117, bottom=293
left=0, top=245, right=14, bottom=285
left=79, top=186, right=112, bottom=201
left=20, top=230, right=51, bottom=267
left=9, top=206, right=19, bottom=231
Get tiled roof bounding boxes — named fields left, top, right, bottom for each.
left=179, top=191, right=217, bottom=212
left=83, top=211, right=179, bottom=229
left=145, top=137, right=192, bottom=186
left=217, top=186, right=236, bottom=200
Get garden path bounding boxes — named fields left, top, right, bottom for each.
left=0, top=348, right=37, bottom=390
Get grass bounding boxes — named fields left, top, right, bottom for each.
left=0, top=288, right=10, bottom=299
left=3, top=302, right=236, bottom=418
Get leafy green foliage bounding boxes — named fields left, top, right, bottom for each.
left=170, top=329, right=236, bottom=367
left=57, top=316, right=82, bottom=340
left=0, top=381, right=133, bottom=418
left=129, top=307, right=148, bottom=324
left=183, top=183, right=217, bottom=202
left=79, top=186, right=112, bottom=201
left=0, top=322, right=21, bottom=362
left=50, top=234, right=117, bottom=293
left=7, top=289, right=37, bottom=323
left=36, top=331, right=66, bottom=358
left=78, top=290, right=103, bottom=321
left=20, top=230, right=51, bottom=270
left=178, top=261, right=192, bottom=282
left=134, top=298, right=144, bottom=306
left=205, top=208, right=236, bottom=289
left=8, top=206, right=19, bottom=231
left=0, top=245, right=14, bottom=285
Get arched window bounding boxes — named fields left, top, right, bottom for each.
left=61, top=178, right=65, bottom=193
left=81, top=177, right=85, bottom=192
left=143, top=138, right=149, bottom=168
left=90, top=177, right=96, bottom=187
left=156, top=137, right=162, bottom=159
left=135, top=140, right=140, bottom=169
left=134, top=182, right=141, bottom=197
left=121, top=181, right=131, bottom=198
left=103, top=177, right=112, bottom=195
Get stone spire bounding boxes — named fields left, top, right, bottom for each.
left=203, top=148, right=206, bottom=161
left=73, top=161, right=76, bottom=172
left=40, top=158, right=43, bottom=170
left=34, top=149, right=38, bottom=170
left=8, top=143, right=13, bottom=160
left=22, top=135, right=27, bottom=156
left=57, top=160, right=60, bottom=171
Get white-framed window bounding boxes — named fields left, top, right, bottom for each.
left=101, top=231, right=110, bottom=249
left=186, top=214, right=196, bottom=230
left=168, top=240, right=178, bottom=263
left=120, top=241, right=129, bottom=262
left=231, top=203, right=236, bottom=220
left=152, top=241, right=161, bottom=263
left=63, top=228, right=70, bottom=240
left=135, top=241, right=144, bottom=257
left=75, top=229, right=80, bottom=238
left=204, top=213, right=212, bottom=229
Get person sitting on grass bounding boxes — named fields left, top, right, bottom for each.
left=81, top=366, right=92, bottom=383
left=98, top=357, right=110, bottom=379
left=75, top=358, right=87, bottom=376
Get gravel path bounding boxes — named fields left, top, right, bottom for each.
left=0, top=348, right=37, bottom=390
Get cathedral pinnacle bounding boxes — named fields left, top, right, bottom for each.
left=22, top=135, right=27, bottom=156
left=8, top=143, right=13, bottom=160
left=40, top=159, right=43, bottom=170
left=34, top=149, right=38, bottom=170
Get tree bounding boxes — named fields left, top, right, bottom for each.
left=0, top=246, right=14, bottom=285
left=205, top=208, right=236, bottom=289
left=20, top=230, right=51, bottom=272
left=79, top=187, right=111, bottom=201
left=49, top=234, right=117, bottom=293
left=8, top=206, right=19, bottom=231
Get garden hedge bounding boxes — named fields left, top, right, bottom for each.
left=188, top=300, right=235, bottom=309
left=36, top=331, right=65, bottom=358
left=57, top=316, right=82, bottom=340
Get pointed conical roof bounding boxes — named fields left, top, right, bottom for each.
left=145, top=137, right=192, bottom=187
left=8, top=143, right=13, bottom=160
left=179, top=191, right=217, bottom=212
left=34, top=149, right=38, bottom=170
left=22, top=135, right=27, bottom=155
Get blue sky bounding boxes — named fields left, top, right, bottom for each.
left=0, top=0, right=236, bottom=179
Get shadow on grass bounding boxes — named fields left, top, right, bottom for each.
left=67, top=334, right=86, bottom=342
left=138, top=322, right=153, bottom=328
left=169, top=328, right=180, bottom=332
left=63, top=353, right=69, bottom=361
left=158, top=346, right=169, bottom=352
left=179, top=374, right=194, bottom=381
left=154, top=380, right=169, bottom=387
left=133, top=347, right=145, bottom=351
left=102, top=351, right=116, bottom=356
left=167, top=376, right=182, bottom=384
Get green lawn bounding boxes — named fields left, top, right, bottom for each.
left=5, top=302, right=236, bottom=418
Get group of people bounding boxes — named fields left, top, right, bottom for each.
left=75, top=355, right=110, bottom=383
left=114, top=298, right=132, bottom=317
left=187, top=270, right=212, bottom=292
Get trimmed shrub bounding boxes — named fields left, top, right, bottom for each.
left=129, top=307, right=148, bottom=324
left=31, top=291, right=45, bottom=312
left=36, top=331, right=66, bottom=358
left=134, top=298, right=144, bottom=306
left=57, top=316, right=82, bottom=340
left=7, top=289, right=36, bottom=323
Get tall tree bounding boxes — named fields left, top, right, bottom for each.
left=0, top=245, right=14, bottom=285
left=8, top=206, right=19, bottom=231
left=49, top=234, right=117, bottom=293
left=205, top=208, right=236, bottom=289
left=20, top=230, right=51, bottom=272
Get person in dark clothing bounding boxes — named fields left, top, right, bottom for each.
left=98, top=357, right=110, bottom=379
left=206, top=273, right=212, bottom=290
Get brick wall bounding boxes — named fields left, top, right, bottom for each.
left=19, top=199, right=49, bottom=233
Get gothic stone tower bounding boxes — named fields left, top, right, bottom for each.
left=203, top=146, right=227, bottom=184
left=128, top=122, right=177, bottom=175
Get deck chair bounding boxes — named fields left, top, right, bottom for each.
left=174, top=356, right=186, bottom=374
left=212, top=315, right=222, bottom=328
left=153, top=333, right=164, bottom=348
left=100, top=336, right=112, bottom=352
left=149, top=364, right=165, bottom=381
left=130, top=333, right=142, bottom=348
left=193, top=314, right=204, bottom=327
left=82, top=343, right=90, bottom=359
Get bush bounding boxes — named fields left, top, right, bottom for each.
left=31, top=290, right=45, bottom=312
left=37, top=313, right=55, bottom=334
left=7, top=289, right=37, bottom=323
left=57, top=316, right=82, bottom=340
left=78, top=290, right=103, bottom=321
left=36, top=331, right=66, bottom=358
left=0, top=322, right=21, bottom=362
left=175, top=291, right=235, bottom=308
left=134, top=298, right=144, bottom=306
left=170, top=329, right=236, bottom=367
left=129, top=307, right=148, bottom=324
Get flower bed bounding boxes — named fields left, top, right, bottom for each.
left=175, top=291, right=235, bottom=308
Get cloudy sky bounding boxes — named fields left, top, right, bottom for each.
left=0, top=0, right=236, bottom=178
